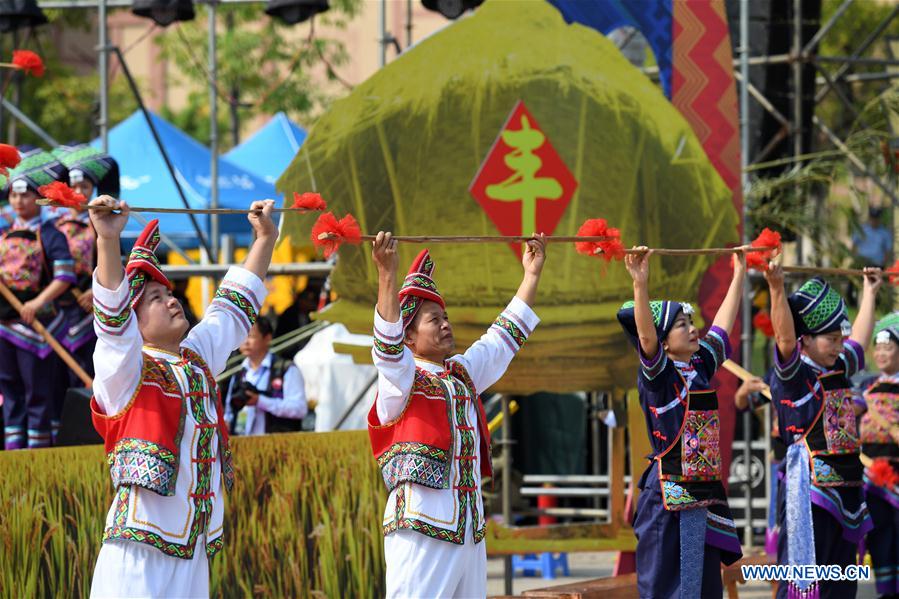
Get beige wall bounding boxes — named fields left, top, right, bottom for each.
left=59, top=0, right=455, bottom=135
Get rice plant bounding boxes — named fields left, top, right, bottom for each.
left=0, top=431, right=386, bottom=598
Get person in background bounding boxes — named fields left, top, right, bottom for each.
left=52, top=144, right=121, bottom=384
left=855, top=313, right=899, bottom=598
left=853, top=206, right=892, bottom=268
left=225, top=316, right=307, bottom=435
left=274, top=284, right=322, bottom=357
left=171, top=279, right=199, bottom=330
left=0, top=148, right=75, bottom=449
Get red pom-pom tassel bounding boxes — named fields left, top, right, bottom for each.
left=0, top=143, right=20, bottom=177
left=575, top=218, right=625, bottom=262
left=886, top=259, right=899, bottom=286
left=311, top=212, right=362, bottom=258
left=291, top=191, right=327, bottom=211
left=12, top=50, right=44, bottom=77
left=753, top=311, right=775, bottom=338
left=38, top=182, right=86, bottom=208
left=868, top=458, right=899, bottom=489
left=746, top=228, right=782, bottom=271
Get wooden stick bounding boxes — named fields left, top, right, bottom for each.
left=36, top=200, right=318, bottom=216
left=594, top=245, right=776, bottom=256
left=0, top=281, right=93, bottom=388
left=317, top=233, right=615, bottom=244
left=721, top=359, right=772, bottom=400
left=781, top=265, right=879, bottom=277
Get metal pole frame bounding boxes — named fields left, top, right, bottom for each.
left=208, top=0, right=220, bottom=263
left=98, top=0, right=108, bottom=151
left=110, top=46, right=214, bottom=260
left=738, top=0, right=754, bottom=550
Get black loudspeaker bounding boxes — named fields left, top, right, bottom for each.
left=56, top=387, right=103, bottom=447
left=0, top=0, right=48, bottom=33
left=131, top=0, right=194, bottom=27
left=265, top=0, right=328, bottom=26
left=421, top=0, right=483, bottom=20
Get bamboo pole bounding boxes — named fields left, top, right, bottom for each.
left=319, top=233, right=616, bottom=244
left=37, top=200, right=319, bottom=216
left=781, top=265, right=883, bottom=277
left=594, top=245, right=777, bottom=256
left=0, top=281, right=93, bottom=387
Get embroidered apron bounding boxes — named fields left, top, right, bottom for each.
left=803, top=370, right=862, bottom=487
left=860, top=378, right=899, bottom=461
left=656, top=388, right=728, bottom=510
left=784, top=369, right=860, bottom=598
left=655, top=387, right=726, bottom=599
left=56, top=217, right=95, bottom=291
left=0, top=228, right=53, bottom=321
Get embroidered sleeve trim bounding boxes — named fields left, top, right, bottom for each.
left=640, top=344, right=668, bottom=380
left=841, top=339, right=865, bottom=377
left=700, top=326, right=730, bottom=372
left=775, top=344, right=802, bottom=381
left=52, top=259, right=77, bottom=283
left=211, top=283, right=259, bottom=332
left=373, top=337, right=405, bottom=362
left=93, top=284, right=133, bottom=335
left=491, top=313, right=528, bottom=350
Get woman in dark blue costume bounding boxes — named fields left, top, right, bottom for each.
left=617, top=246, right=746, bottom=599
left=763, top=264, right=880, bottom=599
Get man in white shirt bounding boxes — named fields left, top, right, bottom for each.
left=88, top=195, right=276, bottom=598
left=367, top=232, right=546, bottom=598
left=225, top=316, right=308, bottom=435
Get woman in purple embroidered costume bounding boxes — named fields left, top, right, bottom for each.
left=0, top=148, right=75, bottom=449
left=617, top=247, right=746, bottom=599
left=856, top=312, right=899, bottom=597
left=51, top=144, right=121, bottom=384
left=764, top=266, right=880, bottom=599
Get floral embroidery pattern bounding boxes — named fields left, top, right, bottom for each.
left=823, top=390, right=860, bottom=454
left=680, top=409, right=721, bottom=481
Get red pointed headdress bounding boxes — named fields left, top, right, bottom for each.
left=398, top=249, right=445, bottom=330
left=125, top=219, right=173, bottom=308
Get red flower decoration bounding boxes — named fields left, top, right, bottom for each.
left=38, top=182, right=86, bottom=209
left=291, top=191, right=327, bottom=211
left=868, top=458, right=899, bottom=489
left=887, top=259, right=899, bottom=286
left=310, top=212, right=362, bottom=257
left=753, top=311, right=775, bottom=338
left=0, top=143, right=20, bottom=177
left=575, top=218, right=625, bottom=262
left=746, top=228, right=782, bottom=271
left=12, top=50, right=44, bottom=77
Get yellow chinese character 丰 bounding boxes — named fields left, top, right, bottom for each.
left=486, top=114, right=563, bottom=236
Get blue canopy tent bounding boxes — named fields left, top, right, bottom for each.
left=224, top=112, right=307, bottom=184
left=96, top=110, right=277, bottom=247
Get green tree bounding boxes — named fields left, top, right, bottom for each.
left=1, top=11, right=137, bottom=148
left=156, top=0, right=362, bottom=147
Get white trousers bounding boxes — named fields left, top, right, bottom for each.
left=384, top=526, right=487, bottom=599
left=90, top=540, right=210, bottom=599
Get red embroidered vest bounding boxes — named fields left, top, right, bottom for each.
left=91, top=349, right=233, bottom=496
left=368, top=360, right=492, bottom=492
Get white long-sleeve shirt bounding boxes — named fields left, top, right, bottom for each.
left=371, top=296, right=539, bottom=542
left=91, top=265, right=266, bottom=559
left=225, top=352, right=308, bottom=435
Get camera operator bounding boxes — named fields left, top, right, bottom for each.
left=224, top=316, right=307, bottom=435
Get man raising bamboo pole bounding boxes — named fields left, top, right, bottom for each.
left=88, top=194, right=278, bottom=598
